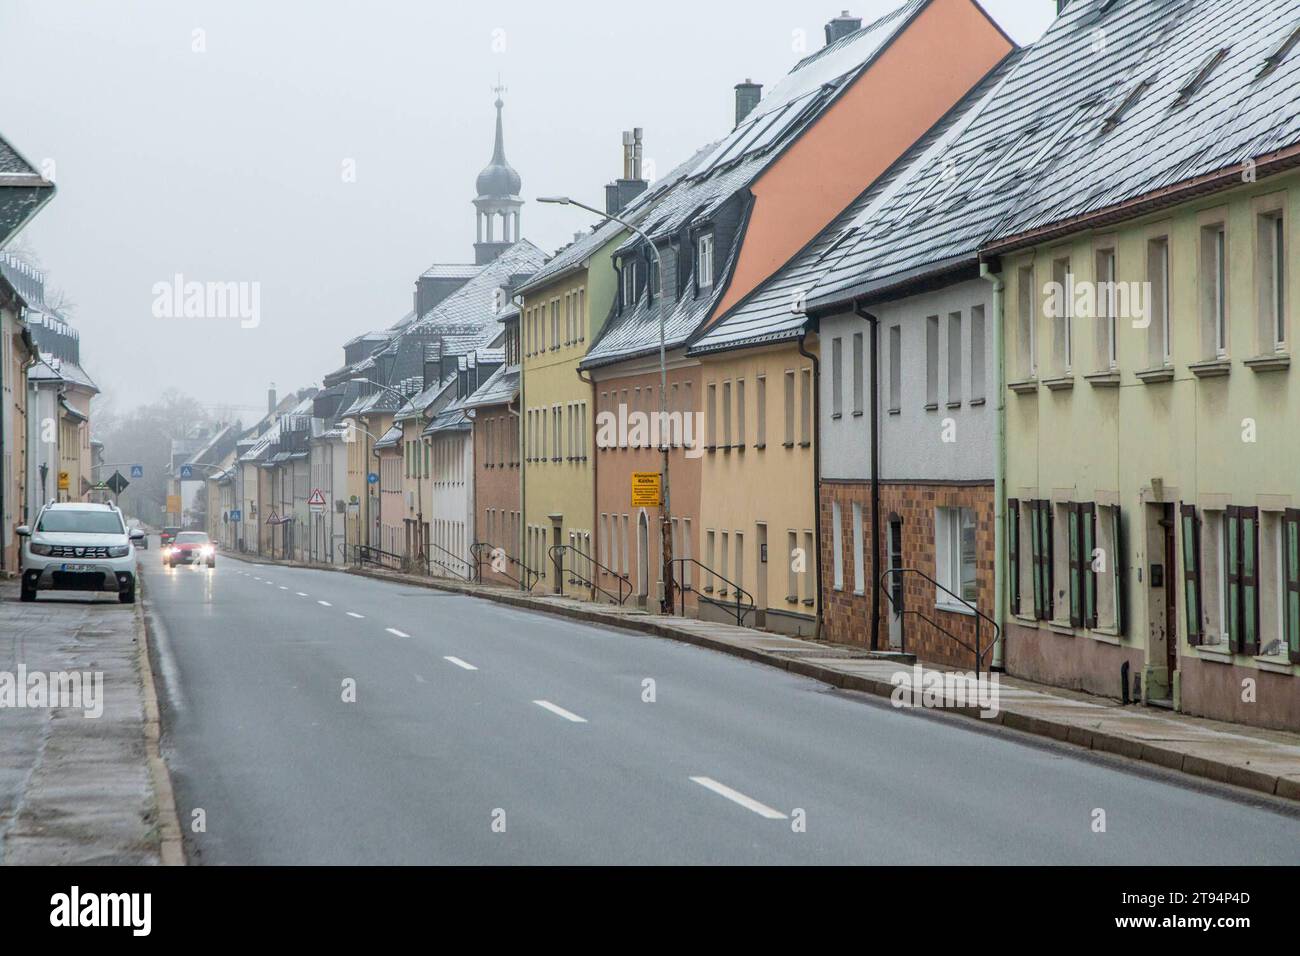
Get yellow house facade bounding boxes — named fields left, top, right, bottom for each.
left=1000, top=168, right=1299, bottom=731
left=519, top=226, right=621, bottom=597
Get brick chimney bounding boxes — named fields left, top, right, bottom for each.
left=824, top=10, right=862, bottom=46
left=735, top=79, right=762, bottom=126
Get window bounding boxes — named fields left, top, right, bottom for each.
left=755, top=376, right=766, bottom=447
left=1096, top=248, right=1118, bottom=369
left=1200, top=223, right=1228, bottom=358
left=1067, top=502, right=1098, bottom=629
left=1283, top=510, right=1300, bottom=662
left=936, top=507, right=977, bottom=608
left=946, top=311, right=962, bottom=405
left=832, top=501, right=844, bottom=591
left=783, top=371, right=795, bottom=446
left=697, top=233, right=714, bottom=290
left=1223, top=505, right=1260, bottom=654
left=787, top=530, right=798, bottom=601
left=925, top=315, right=939, bottom=407
left=705, top=530, right=716, bottom=593
left=551, top=299, right=561, bottom=350
left=1008, top=500, right=1020, bottom=614
left=970, top=305, right=985, bottom=402
left=1052, top=257, right=1072, bottom=372
left=1017, top=265, right=1037, bottom=377
left=1030, top=499, right=1054, bottom=621
left=706, top=383, right=717, bottom=449
left=803, top=531, right=815, bottom=605
left=719, top=532, right=730, bottom=596
left=799, top=369, right=812, bottom=446
left=852, top=502, right=864, bottom=595
left=1181, top=505, right=1204, bottom=644
left=735, top=378, right=746, bottom=447
left=722, top=381, right=732, bottom=448
left=831, top=337, right=843, bottom=418
left=888, top=325, right=901, bottom=412
left=852, top=332, right=864, bottom=415
left=1258, top=208, right=1287, bottom=351
left=1148, top=237, right=1171, bottom=365
left=621, top=261, right=638, bottom=308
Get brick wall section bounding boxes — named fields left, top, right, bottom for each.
left=819, top=480, right=994, bottom=670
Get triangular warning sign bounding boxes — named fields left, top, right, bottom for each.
left=266, top=509, right=280, bottom=525
left=308, top=489, right=326, bottom=506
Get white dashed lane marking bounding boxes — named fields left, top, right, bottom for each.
left=443, top=656, right=477, bottom=671
left=689, top=776, right=787, bottom=820
left=347, top=612, right=364, bottom=619
left=386, top=628, right=410, bottom=638
left=533, top=700, right=586, bottom=723
left=318, top=600, right=332, bottom=607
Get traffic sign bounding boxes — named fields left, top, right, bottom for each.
left=631, top=471, right=661, bottom=507
left=367, top=472, right=379, bottom=485
left=179, top=464, right=194, bottom=480
left=129, top=464, right=144, bottom=479
left=229, top=509, right=242, bottom=522
left=105, top=471, right=130, bottom=495
left=58, top=470, right=70, bottom=491
left=307, top=489, right=327, bottom=506
left=266, top=509, right=280, bottom=525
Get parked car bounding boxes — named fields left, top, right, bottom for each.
left=127, top=519, right=148, bottom=549
left=164, top=531, right=215, bottom=568
left=17, top=502, right=144, bottom=603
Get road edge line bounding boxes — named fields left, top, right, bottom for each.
left=135, top=574, right=186, bottom=866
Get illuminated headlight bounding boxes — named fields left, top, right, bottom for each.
left=201, top=545, right=214, bottom=557
left=162, top=546, right=173, bottom=555
left=107, top=545, right=130, bottom=558
left=29, top=542, right=53, bottom=556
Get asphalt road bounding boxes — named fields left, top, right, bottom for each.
left=142, top=550, right=1300, bottom=865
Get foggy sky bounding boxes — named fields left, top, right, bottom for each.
left=0, top=0, right=1052, bottom=422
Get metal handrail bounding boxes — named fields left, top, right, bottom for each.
left=547, top=543, right=631, bottom=606
left=878, top=567, right=1001, bottom=672
left=470, top=541, right=540, bottom=592
left=669, top=557, right=755, bottom=626
left=421, top=539, right=475, bottom=582
left=351, top=544, right=405, bottom=571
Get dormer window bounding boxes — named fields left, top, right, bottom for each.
left=621, top=260, right=639, bottom=309
left=697, top=233, right=715, bottom=290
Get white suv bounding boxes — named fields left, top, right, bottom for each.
left=17, top=502, right=144, bottom=603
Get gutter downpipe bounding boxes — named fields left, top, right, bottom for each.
left=796, top=329, right=823, bottom=642
left=577, top=364, right=599, bottom=602
left=853, top=302, right=881, bottom=652
left=980, top=260, right=1006, bottom=670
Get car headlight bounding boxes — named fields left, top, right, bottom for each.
left=201, top=545, right=214, bottom=556
left=107, top=545, right=130, bottom=558
left=29, top=542, right=53, bottom=556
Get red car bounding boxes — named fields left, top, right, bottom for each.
left=164, top=531, right=216, bottom=568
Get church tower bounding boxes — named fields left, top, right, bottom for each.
left=473, top=85, right=523, bottom=266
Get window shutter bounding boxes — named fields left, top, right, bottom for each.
left=1180, top=504, right=1203, bottom=645
left=1112, top=507, right=1125, bottom=635
left=1030, top=501, right=1044, bottom=620
left=1225, top=505, right=1242, bottom=654
left=1068, top=503, right=1082, bottom=627
left=1082, top=502, right=1098, bottom=629
left=1008, top=500, right=1020, bottom=614
left=1240, top=506, right=1260, bottom=657
left=1039, top=500, right=1054, bottom=621
left=1285, top=509, right=1300, bottom=664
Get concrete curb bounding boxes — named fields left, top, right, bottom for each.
left=339, top=563, right=1300, bottom=804
left=134, top=575, right=185, bottom=865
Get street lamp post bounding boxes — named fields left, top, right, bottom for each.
left=538, top=196, right=673, bottom=613
left=351, top=379, right=423, bottom=565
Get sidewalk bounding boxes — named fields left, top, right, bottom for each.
left=272, top=554, right=1300, bottom=803
left=0, top=580, right=182, bottom=864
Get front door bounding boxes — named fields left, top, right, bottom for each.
left=1144, top=503, right=1177, bottom=702
left=888, top=516, right=904, bottom=650
left=1163, top=504, right=1179, bottom=683
left=551, top=522, right=563, bottom=594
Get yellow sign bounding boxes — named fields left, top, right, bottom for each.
left=167, top=495, right=182, bottom=515
left=57, top=471, right=70, bottom=491
left=631, top=471, right=661, bottom=508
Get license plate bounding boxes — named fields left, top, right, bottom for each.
left=61, top=563, right=95, bottom=572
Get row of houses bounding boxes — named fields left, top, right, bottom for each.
left=0, top=136, right=101, bottom=574
left=204, top=0, right=1300, bottom=733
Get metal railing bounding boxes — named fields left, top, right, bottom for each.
left=547, top=543, right=632, bottom=606
left=878, top=567, right=1001, bottom=673
left=421, top=539, right=475, bottom=583
left=669, top=557, right=755, bottom=626
left=469, top=541, right=540, bottom=592
left=350, top=544, right=405, bottom=571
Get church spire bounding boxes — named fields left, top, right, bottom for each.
left=473, top=82, right=524, bottom=265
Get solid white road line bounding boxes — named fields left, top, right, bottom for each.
left=689, top=776, right=787, bottom=819
left=386, top=627, right=410, bottom=638
left=346, top=611, right=364, bottom=619
left=443, top=656, right=477, bottom=671
left=533, top=700, right=587, bottom=723
left=318, top=600, right=332, bottom=607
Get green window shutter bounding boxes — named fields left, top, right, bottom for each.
left=1241, top=506, right=1260, bottom=656
left=1031, top=501, right=1044, bottom=620
left=1181, top=504, right=1203, bottom=645
left=1043, top=501, right=1055, bottom=621
left=1112, top=507, right=1125, bottom=635
left=1285, top=509, right=1300, bottom=664
left=1008, top=500, right=1020, bottom=614
left=1068, top=503, right=1082, bottom=627
left=1082, top=502, right=1098, bottom=629
left=1225, top=505, right=1241, bottom=654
